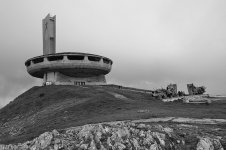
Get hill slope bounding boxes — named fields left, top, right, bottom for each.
left=0, top=85, right=226, bottom=145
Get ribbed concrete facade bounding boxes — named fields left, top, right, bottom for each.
left=25, top=53, right=112, bottom=85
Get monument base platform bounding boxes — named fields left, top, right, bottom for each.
left=43, top=72, right=106, bottom=86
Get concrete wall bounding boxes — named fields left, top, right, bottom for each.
left=43, top=72, right=106, bottom=86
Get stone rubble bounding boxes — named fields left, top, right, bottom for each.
left=162, top=94, right=212, bottom=104
left=0, top=121, right=224, bottom=150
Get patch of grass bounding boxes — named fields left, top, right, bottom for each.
left=0, top=85, right=226, bottom=144
left=39, top=93, right=45, bottom=98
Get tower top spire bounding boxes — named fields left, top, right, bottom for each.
left=42, top=14, right=56, bottom=55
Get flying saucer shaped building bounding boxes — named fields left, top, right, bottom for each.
left=25, top=14, right=112, bottom=86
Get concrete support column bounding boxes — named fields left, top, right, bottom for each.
left=84, top=56, right=88, bottom=61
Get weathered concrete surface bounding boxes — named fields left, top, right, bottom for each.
left=26, top=53, right=112, bottom=78
left=42, top=14, right=56, bottom=55
left=44, top=72, right=107, bottom=85
left=25, top=52, right=112, bottom=85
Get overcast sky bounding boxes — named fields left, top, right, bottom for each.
left=0, top=0, right=226, bottom=107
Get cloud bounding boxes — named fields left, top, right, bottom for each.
left=0, top=73, right=42, bottom=107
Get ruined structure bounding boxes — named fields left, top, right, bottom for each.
left=152, top=84, right=178, bottom=99
left=25, top=14, right=113, bottom=85
left=166, top=84, right=177, bottom=97
left=187, top=84, right=206, bottom=95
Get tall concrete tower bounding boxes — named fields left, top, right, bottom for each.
left=42, top=14, right=56, bottom=55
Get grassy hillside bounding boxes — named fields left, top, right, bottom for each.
left=0, top=85, right=226, bottom=144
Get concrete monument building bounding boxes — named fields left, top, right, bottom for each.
left=25, top=14, right=113, bottom=86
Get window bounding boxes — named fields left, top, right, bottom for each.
left=47, top=56, right=64, bottom=61
left=103, top=58, right=110, bottom=64
left=25, top=61, right=31, bottom=67
left=45, top=81, right=53, bottom=86
left=74, top=81, right=85, bottom=86
left=88, top=56, right=101, bottom=62
left=32, top=57, right=44, bottom=64
left=67, top=55, right=84, bottom=60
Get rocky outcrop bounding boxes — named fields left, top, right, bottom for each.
left=0, top=120, right=224, bottom=150
left=197, top=137, right=223, bottom=150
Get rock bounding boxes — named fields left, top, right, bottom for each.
left=131, top=138, right=140, bottom=149
left=0, top=120, right=224, bottom=150
left=197, top=137, right=223, bottom=150
left=30, top=132, right=53, bottom=149
left=80, top=143, right=89, bottom=149
left=52, top=129, right=59, bottom=136
left=114, top=142, right=126, bottom=150
left=137, top=123, right=146, bottom=129
left=163, top=127, right=173, bottom=134
left=149, top=142, right=161, bottom=150
left=88, top=140, right=96, bottom=150
left=152, top=132, right=166, bottom=146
